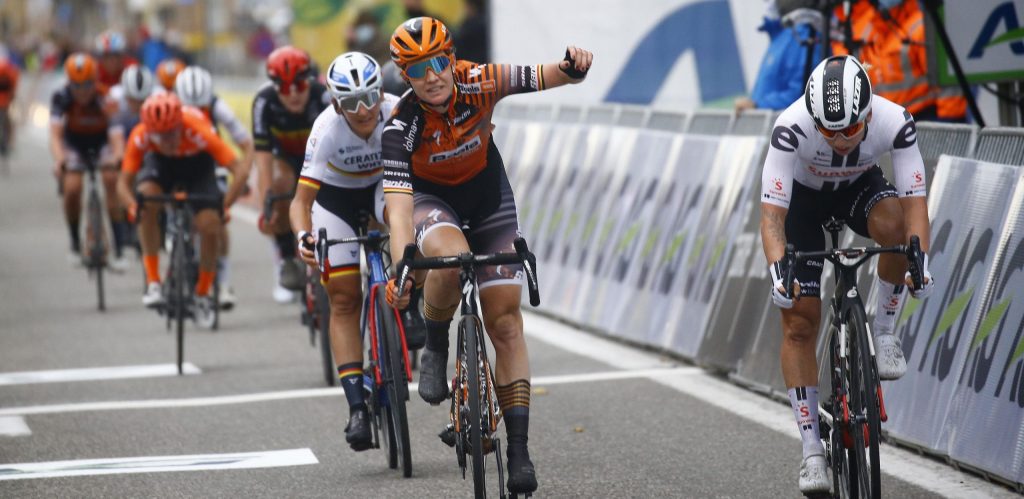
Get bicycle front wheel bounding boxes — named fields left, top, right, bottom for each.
left=173, top=233, right=188, bottom=375
left=823, top=320, right=855, bottom=499
left=462, top=315, right=487, bottom=497
left=86, top=189, right=106, bottom=311
left=376, top=285, right=412, bottom=477
left=316, top=283, right=335, bottom=387
left=848, top=301, right=881, bottom=498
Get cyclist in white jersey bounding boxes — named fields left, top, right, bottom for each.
left=759, top=55, right=935, bottom=495
left=175, top=65, right=254, bottom=310
left=289, top=52, right=421, bottom=451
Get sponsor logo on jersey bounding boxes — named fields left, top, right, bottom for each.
left=456, top=81, right=496, bottom=94
left=428, top=135, right=481, bottom=163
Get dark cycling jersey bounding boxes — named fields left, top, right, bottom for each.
left=251, top=81, right=330, bottom=170
left=381, top=60, right=544, bottom=192
left=50, top=86, right=111, bottom=152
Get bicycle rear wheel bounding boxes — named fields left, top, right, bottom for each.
left=848, top=302, right=881, bottom=498
left=316, top=283, right=335, bottom=387
left=463, top=315, right=487, bottom=497
left=376, top=285, right=412, bottom=477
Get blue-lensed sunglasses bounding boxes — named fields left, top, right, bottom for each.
left=403, top=54, right=453, bottom=79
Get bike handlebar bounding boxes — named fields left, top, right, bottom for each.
left=395, top=237, right=541, bottom=307
left=783, top=234, right=925, bottom=298
left=315, top=227, right=390, bottom=283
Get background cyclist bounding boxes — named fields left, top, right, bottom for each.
left=176, top=65, right=254, bottom=310
left=251, top=46, right=330, bottom=303
left=116, top=93, right=247, bottom=327
left=95, top=30, right=138, bottom=90
left=381, top=17, right=592, bottom=496
left=759, top=55, right=934, bottom=495
left=49, top=53, right=128, bottom=268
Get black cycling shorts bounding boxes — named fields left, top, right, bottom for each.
left=136, top=152, right=222, bottom=212
left=412, top=142, right=523, bottom=288
left=786, top=165, right=898, bottom=298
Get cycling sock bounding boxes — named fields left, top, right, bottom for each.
left=217, top=257, right=230, bottom=284
left=68, top=221, right=80, bottom=252
left=276, top=232, right=296, bottom=259
left=111, top=221, right=129, bottom=257
left=873, top=276, right=904, bottom=336
left=337, top=362, right=366, bottom=411
left=143, top=255, right=160, bottom=284
left=424, top=318, right=452, bottom=353
left=195, top=270, right=215, bottom=297
left=423, top=300, right=456, bottom=353
left=498, top=379, right=531, bottom=449
left=788, top=386, right=824, bottom=457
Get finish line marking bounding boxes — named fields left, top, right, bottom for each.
left=0, top=363, right=202, bottom=386
left=0, top=367, right=699, bottom=417
left=0, top=417, right=30, bottom=437
left=0, top=448, right=318, bottom=481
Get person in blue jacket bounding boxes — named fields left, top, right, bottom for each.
left=736, top=0, right=824, bottom=112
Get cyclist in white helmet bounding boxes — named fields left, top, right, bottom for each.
left=760, top=54, right=934, bottom=495
left=175, top=65, right=254, bottom=310
left=289, top=51, right=427, bottom=451
left=106, top=63, right=155, bottom=267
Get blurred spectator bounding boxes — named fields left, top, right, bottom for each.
left=454, top=0, right=489, bottom=63
left=248, top=24, right=275, bottom=60
left=381, top=60, right=409, bottom=96
left=736, top=0, right=824, bottom=112
left=347, top=10, right=390, bottom=64
left=832, top=0, right=966, bottom=122
left=403, top=0, right=429, bottom=19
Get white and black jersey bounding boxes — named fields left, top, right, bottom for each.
left=761, top=95, right=926, bottom=209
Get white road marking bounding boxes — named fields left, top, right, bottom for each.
left=0, top=367, right=696, bottom=417
left=0, top=416, right=31, bottom=437
left=0, top=363, right=201, bottom=386
left=522, top=312, right=1018, bottom=499
left=0, top=448, right=318, bottom=481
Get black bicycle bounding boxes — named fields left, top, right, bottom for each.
left=81, top=155, right=109, bottom=311
left=396, top=236, right=540, bottom=498
left=138, top=190, right=222, bottom=375
left=784, top=219, right=925, bottom=499
left=318, top=223, right=414, bottom=477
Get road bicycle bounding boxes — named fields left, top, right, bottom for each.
left=396, top=235, right=540, bottom=498
left=317, top=222, right=414, bottom=477
left=81, top=155, right=109, bottom=311
left=783, top=218, right=925, bottom=499
left=138, top=190, right=222, bottom=374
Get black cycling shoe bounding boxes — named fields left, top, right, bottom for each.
left=402, top=310, right=427, bottom=351
left=279, top=257, right=305, bottom=291
left=417, top=348, right=449, bottom=405
left=344, top=408, right=372, bottom=451
left=506, top=446, right=538, bottom=495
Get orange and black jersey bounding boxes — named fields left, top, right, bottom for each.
left=50, top=86, right=112, bottom=152
left=381, top=60, right=544, bottom=193
left=251, top=81, right=330, bottom=161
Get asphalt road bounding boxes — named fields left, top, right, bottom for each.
left=0, top=108, right=1015, bottom=498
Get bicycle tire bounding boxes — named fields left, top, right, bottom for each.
left=463, top=315, right=487, bottom=498
left=849, top=301, right=881, bottom=498
left=211, top=269, right=220, bottom=330
left=373, top=294, right=399, bottom=470
left=317, top=283, right=335, bottom=387
left=375, top=285, right=413, bottom=477
left=87, top=189, right=106, bottom=311
left=174, top=230, right=188, bottom=375
left=824, top=320, right=855, bottom=499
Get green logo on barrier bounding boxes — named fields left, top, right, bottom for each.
left=708, top=239, right=726, bottom=269
left=616, top=222, right=641, bottom=253
left=641, top=229, right=660, bottom=260
left=687, top=234, right=706, bottom=268
left=898, top=295, right=922, bottom=328
left=928, top=286, right=974, bottom=348
left=662, top=232, right=686, bottom=265
left=547, top=209, right=564, bottom=238
left=972, top=295, right=1012, bottom=350
left=292, top=0, right=345, bottom=25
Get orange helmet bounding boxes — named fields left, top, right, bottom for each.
left=155, top=58, right=185, bottom=90
left=390, top=17, right=453, bottom=68
left=141, top=92, right=183, bottom=133
left=266, top=46, right=312, bottom=94
left=64, top=53, right=98, bottom=84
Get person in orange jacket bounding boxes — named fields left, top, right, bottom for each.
left=833, top=0, right=966, bottom=122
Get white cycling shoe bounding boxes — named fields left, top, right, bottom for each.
left=875, top=333, right=907, bottom=380
left=142, top=282, right=163, bottom=308
left=799, top=453, right=830, bottom=495
left=108, top=256, right=130, bottom=274
left=194, top=295, right=216, bottom=329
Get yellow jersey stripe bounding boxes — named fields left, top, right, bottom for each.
left=297, top=177, right=321, bottom=190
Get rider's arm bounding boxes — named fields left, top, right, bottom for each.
left=48, top=93, right=67, bottom=169
left=117, top=127, right=147, bottom=210
left=213, top=98, right=255, bottom=170
left=195, top=118, right=243, bottom=207
left=888, top=112, right=930, bottom=253
left=289, top=183, right=318, bottom=265
left=759, top=124, right=798, bottom=263
left=251, top=92, right=273, bottom=209
left=384, top=192, right=415, bottom=269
